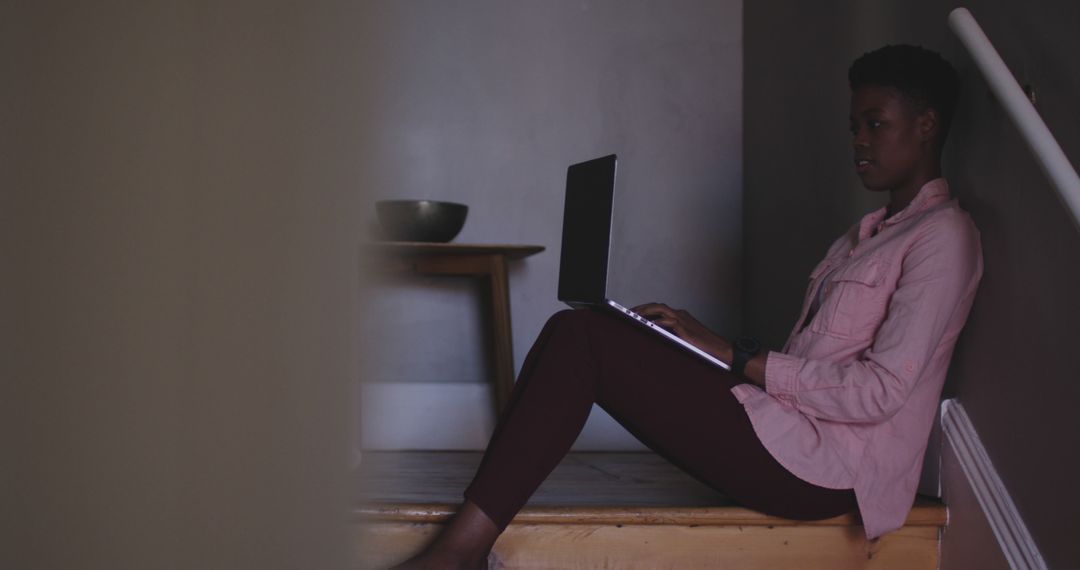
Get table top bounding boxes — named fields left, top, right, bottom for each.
left=364, top=241, right=545, bottom=259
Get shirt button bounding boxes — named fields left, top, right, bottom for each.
left=848, top=249, right=854, bottom=257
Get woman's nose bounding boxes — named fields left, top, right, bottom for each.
left=852, top=128, right=869, bottom=148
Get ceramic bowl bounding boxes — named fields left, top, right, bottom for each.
left=375, top=199, right=468, bottom=242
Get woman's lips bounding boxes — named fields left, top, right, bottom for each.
left=855, top=158, right=874, bottom=173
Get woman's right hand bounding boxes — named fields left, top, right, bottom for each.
left=631, top=302, right=734, bottom=365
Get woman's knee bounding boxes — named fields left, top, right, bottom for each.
left=546, top=308, right=587, bottom=328
left=549, top=307, right=616, bottom=331
left=546, top=308, right=635, bottom=350
left=534, top=309, right=580, bottom=342
left=539, top=309, right=603, bottom=344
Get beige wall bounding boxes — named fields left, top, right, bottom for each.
left=2, top=3, right=364, bottom=568
left=744, top=1, right=1080, bottom=567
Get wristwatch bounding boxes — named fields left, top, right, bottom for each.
left=732, top=337, right=762, bottom=377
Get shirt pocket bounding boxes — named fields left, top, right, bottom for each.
left=793, top=260, right=836, bottom=336
left=805, top=260, right=834, bottom=302
left=811, top=256, right=891, bottom=341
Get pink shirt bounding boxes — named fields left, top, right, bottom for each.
left=730, top=179, right=983, bottom=539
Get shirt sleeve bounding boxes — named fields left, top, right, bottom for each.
left=764, top=214, right=981, bottom=423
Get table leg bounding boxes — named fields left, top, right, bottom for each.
left=392, top=251, right=519, bottom=417
left=487, top=254, right=514, bottom=415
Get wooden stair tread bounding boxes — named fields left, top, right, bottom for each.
left=356, top=451, right=944, bottom=569
left=353, top=451, right=946, bottom=527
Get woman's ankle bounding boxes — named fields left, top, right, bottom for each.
left=389, top=501, right=500, bottom=569
left=435, top=501, right=501, bottom=560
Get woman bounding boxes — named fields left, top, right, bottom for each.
left=392, top=44, right=983, bottom=569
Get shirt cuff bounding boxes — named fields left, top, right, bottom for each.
left=729, top=382, right=761, bottom=404
left=765, top=351, right=803, bottom=406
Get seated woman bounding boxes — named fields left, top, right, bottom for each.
left=392, top=44, right=983, bottom=569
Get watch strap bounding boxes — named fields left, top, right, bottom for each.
left=732, top=337, right=761, bottom=376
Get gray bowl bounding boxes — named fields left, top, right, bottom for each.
left=375, top=200, right=469, bottom=242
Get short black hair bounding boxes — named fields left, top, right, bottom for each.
left=849, top=45, right=960, bottom=144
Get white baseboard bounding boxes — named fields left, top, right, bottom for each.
left=941, top=399, right=1046, bottom=570
left=355, top=381, right=648, bottom=452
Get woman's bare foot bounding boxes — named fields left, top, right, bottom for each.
left=388, top=501, right=501, bottom=570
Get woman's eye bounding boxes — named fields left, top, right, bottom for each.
left=869, top=121, right=882, bottom=129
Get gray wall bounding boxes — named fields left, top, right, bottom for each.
left=744, top=1, right=1080, bottom=567
left=2, top=3, right=364, bottom=568
left=359, top=1, right=742, bottom=447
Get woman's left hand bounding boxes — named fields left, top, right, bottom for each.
left=631, top=302, right=734, bottom=364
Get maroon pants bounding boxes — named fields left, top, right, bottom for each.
left=464, top=309, right=856, bottom=531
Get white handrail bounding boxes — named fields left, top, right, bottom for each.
left=949, top=7, right=1080, bottom=232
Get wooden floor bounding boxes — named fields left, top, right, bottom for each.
left=354, top=451, right=946, bottom=569
left=355, top=450, right=737, bottom=508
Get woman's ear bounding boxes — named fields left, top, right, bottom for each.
left=918, top=108, right=940, bottom=144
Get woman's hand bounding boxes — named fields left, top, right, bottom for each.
left=631, top=302, right=734, bottom=364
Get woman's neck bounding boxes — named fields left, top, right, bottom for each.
left=888, top=162, right=941, bottom=216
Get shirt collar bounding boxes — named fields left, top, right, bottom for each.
left=858, top=178, right=951, bottom=240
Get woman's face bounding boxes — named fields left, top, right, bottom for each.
left=849, top=86, right=935, bottom=193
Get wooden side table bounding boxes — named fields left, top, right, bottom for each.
left=365, top=242, right=545, bottom=415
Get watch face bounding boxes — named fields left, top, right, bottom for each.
left=736, top=337, right=761, bottom=354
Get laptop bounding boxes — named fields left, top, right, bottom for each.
left=556, top=154, right=731, bottom=371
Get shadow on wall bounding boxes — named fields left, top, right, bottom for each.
left=745, top=1, right=1080, bottom=568
left=937, top=4, right=1080, bottom=570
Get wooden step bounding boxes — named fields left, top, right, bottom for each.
left=354, top=451, right=946, bottom=569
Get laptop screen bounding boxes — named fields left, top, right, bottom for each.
left=557, top=154, right=617, bottom=305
